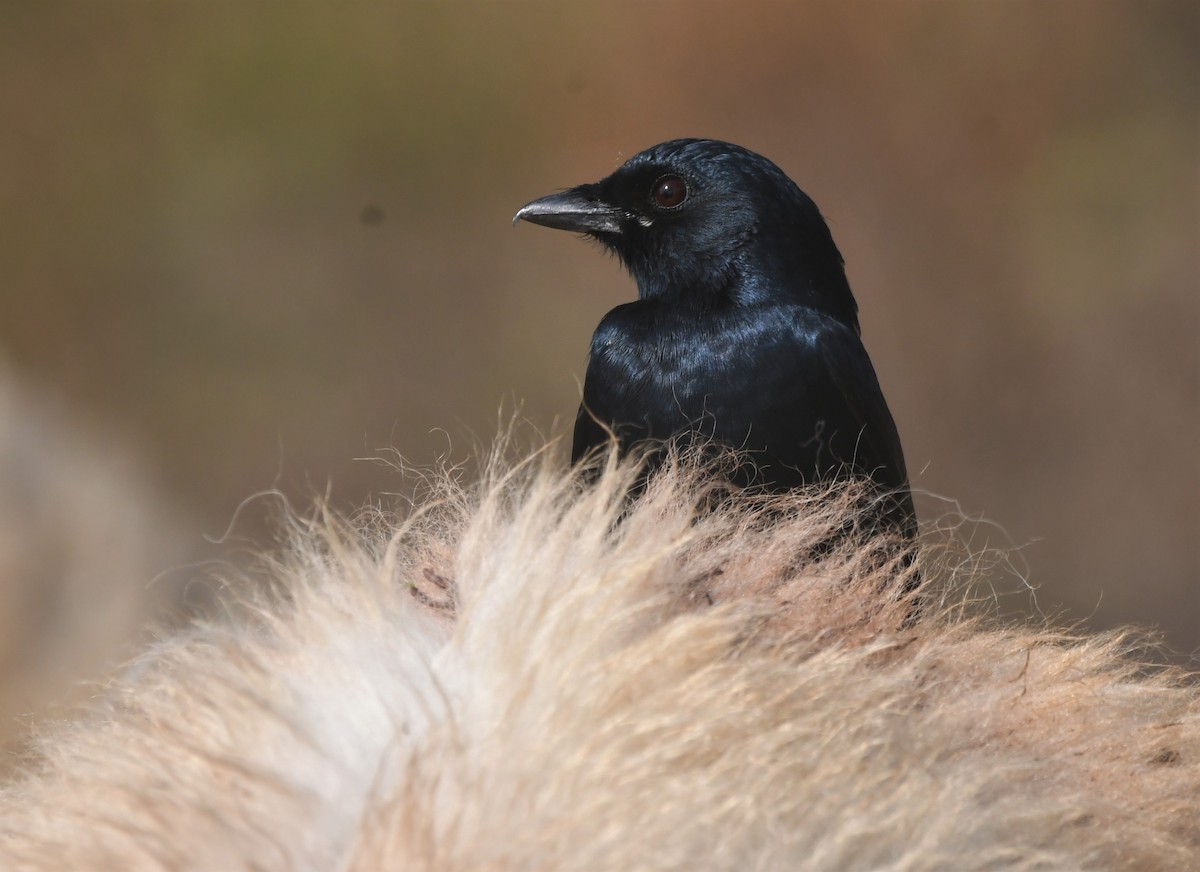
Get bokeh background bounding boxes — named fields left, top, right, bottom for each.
left=1, top=1, right=1196, bottom=756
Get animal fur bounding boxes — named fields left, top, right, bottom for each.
left=0, top=447, right=1196, bottom=870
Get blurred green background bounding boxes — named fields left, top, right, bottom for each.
left=0, top=0, right=1196, bottom=747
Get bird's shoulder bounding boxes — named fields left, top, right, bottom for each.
left=586, top=301, right=870, bottom=393
left=590, top=299, right=853, bottom=348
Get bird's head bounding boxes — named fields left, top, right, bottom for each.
left=515, top=138, right=859, bottom=329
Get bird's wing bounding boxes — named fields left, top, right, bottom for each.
left=808, top=320, right=910, bottom=489
left=571, top=400, right=612, bottom=464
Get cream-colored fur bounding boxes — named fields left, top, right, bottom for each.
left=1, top=448, right=1196, bottom=870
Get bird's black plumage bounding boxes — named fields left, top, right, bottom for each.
left=515, top=138, right=915, bottom=538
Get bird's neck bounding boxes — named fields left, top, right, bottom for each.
left=633, top=244, right=861, bottom=333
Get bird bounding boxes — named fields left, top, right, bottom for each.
left=513, top=138, right=916, bottom=541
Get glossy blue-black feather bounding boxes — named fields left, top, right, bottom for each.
left=521, top=138, right=916, bottom=537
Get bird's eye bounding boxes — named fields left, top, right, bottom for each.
left=652, top=175, right=688, bottom=209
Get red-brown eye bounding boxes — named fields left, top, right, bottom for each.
left=652, top=174, right=688, bottom=209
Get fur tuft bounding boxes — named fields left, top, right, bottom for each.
left=1, top=447, right=1196, bottom=870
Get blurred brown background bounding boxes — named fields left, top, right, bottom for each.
left=0, top=1, right=1196, bottom=752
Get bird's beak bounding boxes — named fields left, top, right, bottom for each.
left=512, top=186, right=625, bottom=235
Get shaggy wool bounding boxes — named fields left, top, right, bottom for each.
left=0, top=448, right=1196, bottom=870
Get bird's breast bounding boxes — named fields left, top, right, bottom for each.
left=588, top=314, right=797, bottom=436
